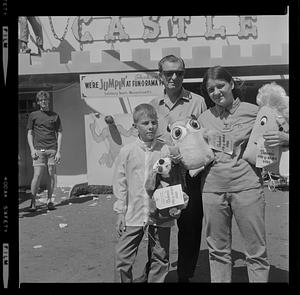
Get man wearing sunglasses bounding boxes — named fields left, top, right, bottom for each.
left=27, top=90, right=62, bottom=212
left=148, top=55, right=207, bottom=282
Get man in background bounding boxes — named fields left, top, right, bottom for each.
left=27, top=90, right=62, bottom=211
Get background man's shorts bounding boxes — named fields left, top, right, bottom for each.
left=33, top=149, right=57, bottom=167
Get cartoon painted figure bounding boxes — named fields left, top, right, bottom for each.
left=89, top=114, right=138, bottom=168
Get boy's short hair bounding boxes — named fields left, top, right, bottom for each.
left=36, top=90, right=50, bottom=101
left=133, top=103, right=158, bottom=123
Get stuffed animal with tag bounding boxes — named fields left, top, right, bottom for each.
left=167, top=116, right=216, bottom=177
left=145, top=157, right=189, bottom=225
left=243, top=82, right=289, bottom=178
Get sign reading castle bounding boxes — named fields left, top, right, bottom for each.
left=72, top=16, right=258, bottom=44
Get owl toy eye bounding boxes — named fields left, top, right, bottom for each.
left=171, top=126, right=186, bottom=140
left=189, top=119, right=200, bottom=130
left=172, top=127, right=182, bottom=139
left=260, top=116, right=268, bottom=126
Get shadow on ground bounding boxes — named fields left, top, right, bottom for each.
left=165, top=249, right=288, bottom=283
left=19, top=192, right=33, bottom=205
left=19, top=191, right=97, bottom=218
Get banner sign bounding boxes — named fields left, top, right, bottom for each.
left=80, top=72, right=164, bottom=99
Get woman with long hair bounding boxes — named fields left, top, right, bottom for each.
left=198, top=66, right=270, bottom=282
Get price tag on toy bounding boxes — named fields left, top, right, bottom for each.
left=209, top=132, right=234, bottom=155
left=153, top=184, right=184, bottom=210
left=255, top=137, right=279, bottom=168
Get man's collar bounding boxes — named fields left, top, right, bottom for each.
left=158, top=88, right=191, bottom=106
left=40, top=108, right=50, bottom=112
left=215, top=98, right=241, bottom=116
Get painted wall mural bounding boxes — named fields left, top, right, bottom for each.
left=89, top=113, right=137, bottom=168
left=85, top=113, right=137, bottom=185
left=82, top=71, right=164, bottom=185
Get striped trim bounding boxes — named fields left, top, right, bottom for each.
left=19, top=43, right=288, bottom=76
left=183, top=75, right=289, bottom=83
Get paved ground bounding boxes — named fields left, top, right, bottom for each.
left=18, top=186, right=289, bottom=284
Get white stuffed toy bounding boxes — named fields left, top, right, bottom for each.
left=167, top=116, right=216, bottom=177
left=243, top=82, right=289, bottom=179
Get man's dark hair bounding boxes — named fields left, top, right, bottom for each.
left=158, top=55, right=185, bottom=73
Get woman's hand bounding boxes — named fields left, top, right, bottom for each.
left=263, top=130, right=289, bottom=148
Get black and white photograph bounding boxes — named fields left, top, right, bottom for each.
left=1, top=2, right=299, bottom=292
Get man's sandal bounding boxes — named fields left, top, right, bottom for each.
left=47, top=202, right=55, bottom=210
left=28, top=200, right=37, bottom=212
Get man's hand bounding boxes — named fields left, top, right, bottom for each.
left=55, top=151, right=61, bottom=164
left=116, top=213, right=126, bottom=237
left=31, top=149, right=38, bottom=160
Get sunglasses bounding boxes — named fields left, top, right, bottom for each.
left=162, top=71, right=185, bottom=78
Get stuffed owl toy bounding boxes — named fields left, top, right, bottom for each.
left=167, top=116, right=215, bottom=176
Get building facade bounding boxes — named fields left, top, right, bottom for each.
left=18, top=15, right=289, bottom=187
